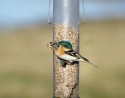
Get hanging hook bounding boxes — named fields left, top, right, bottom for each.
left=48, top=0, right=52, bottom=24
left=80, top=0, right=87, bottom=24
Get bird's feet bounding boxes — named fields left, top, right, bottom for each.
left=60, top=59, right=78, bottom=67
left=60, top=60, right=67, bottom=67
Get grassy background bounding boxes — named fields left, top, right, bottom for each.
left=0, top=21, right=125, bottom=98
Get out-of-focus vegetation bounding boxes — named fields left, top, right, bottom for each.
left=0, top=21, right=125, bottom=98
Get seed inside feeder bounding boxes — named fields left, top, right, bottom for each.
left=53, top=24, right=79, bottom=97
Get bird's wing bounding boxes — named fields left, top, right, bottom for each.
left=64, top=49, right=99, bottom=68
left=64, top=49, right=89, bottom=62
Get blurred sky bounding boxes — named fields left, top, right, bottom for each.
left=0, top=0, right=125, bottom=28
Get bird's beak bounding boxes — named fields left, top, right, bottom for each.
left=47, top=41, right=54, bottom=49
left=47, top=43, right=52, bottom=48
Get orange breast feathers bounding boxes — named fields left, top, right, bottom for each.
left=54, top=46, right=68, bottom=56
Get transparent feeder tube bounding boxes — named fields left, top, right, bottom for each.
left=53, top=0, right=80, bottom=98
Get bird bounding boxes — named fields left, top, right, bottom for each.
left=47, top=40, right=98, bottom=68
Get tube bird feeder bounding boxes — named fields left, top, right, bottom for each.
left=53, top=0, right=80, bottom=97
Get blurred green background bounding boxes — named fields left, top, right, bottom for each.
left=0, top=0, right=125, bottom=98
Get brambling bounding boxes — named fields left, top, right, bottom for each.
left=47, top=40, right=98, bottom=68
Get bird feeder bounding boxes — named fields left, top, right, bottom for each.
left=53, top=0, right=80, bottom=97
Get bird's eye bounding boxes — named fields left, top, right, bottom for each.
left=53, top=43, right=59, bottom=47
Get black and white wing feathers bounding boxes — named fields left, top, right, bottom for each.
left=64, top=49, right=89, bottom=62
left=64, top=49, right=98, bottom=68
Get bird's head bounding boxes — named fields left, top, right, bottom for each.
left=58, top=40, right=73, bottom=51
left=47, top=40, right=73, bottom=51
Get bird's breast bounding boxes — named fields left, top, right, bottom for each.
left=59, top=54, right=78, bottom=61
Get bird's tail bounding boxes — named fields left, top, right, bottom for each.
left=81, top=57, right=99, bottom=68
left=88, top=61, right=99, bottom=68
